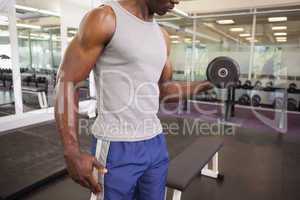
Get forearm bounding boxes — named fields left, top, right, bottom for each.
left=159, top=80, right=212, bottom=103
left=54, top=80, right=81, bottom=156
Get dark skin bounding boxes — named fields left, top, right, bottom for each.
left=54, top=0, right=212, bottom=195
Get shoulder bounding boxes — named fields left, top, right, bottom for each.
left=84, top=5, right=115, bottom=25
left=77, top=5, right=116, bottom=46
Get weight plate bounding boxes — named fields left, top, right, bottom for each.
left=288, top=98, right=298, bottom=111
left=251, top=95, right=261, bottom=107
left=207, top=56, right=240, bottom=88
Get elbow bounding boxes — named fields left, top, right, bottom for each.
left=159, top=87, right=166, bottom=98
left=159, top=85, right=170, bottom=100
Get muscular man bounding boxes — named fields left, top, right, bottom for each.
left=54, top=0, right=212, bottom=199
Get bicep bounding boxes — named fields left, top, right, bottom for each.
left=159, top=58, right=173, bottom=83
left=58, top=37, right=104, bottom=83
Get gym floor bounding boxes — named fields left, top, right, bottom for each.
left=1, top=115, right=300, bottom=200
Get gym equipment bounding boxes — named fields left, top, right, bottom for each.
left=242, top=80, right=252, bottom=89
left=205, top=56, right=239, bottom=119
left=22, top=86, right=48, bottom=109
left=166, top=138, right=223, bottom=200
left=264, top=81, right=275, bottom=92
left=21, top=74, right=49, bottom=97
left=236, top=80, right=242, bottom=89
left=205, top=57, right=240, bottom=121
left=203, top=91, right=210, bottom=101
left=177, top=56, right=240, bottom=121
left=0, top=54, right=10, bottom=59
left=287, top=83, right=297, bottom=93
left=205, top=91, right=218, bottom=102
left=22, top=76, right=32, bottom=86
left=251, top=95, right=261, bottom=107
left=287, top=98, right=298, bottom=111
left=223, top=87, right=236, bottom=120
left=273, top=97, right=284, bottom=109
left=238, top=94, right=250, bottom=105
left=265, top=81, right=273, bottom=88
left=254, top=80, right=262, bottom=90
left=0, top=103, right=15, bottom=117
left=206, top=56, right=240, bottom=89
left=0, top=70, right=3, bottom=86
left=0, top=69, right=13, bottom=89
left=210, top=91, right=218, bottom=101
left=185, top=57, right=240, bottom=117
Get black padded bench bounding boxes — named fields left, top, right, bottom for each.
left=22, top=86, right=48, bottom=108
left=166, top=138, right=223, bottom=200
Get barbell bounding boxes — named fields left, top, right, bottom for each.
left=206, top=56, right=240, bottom=89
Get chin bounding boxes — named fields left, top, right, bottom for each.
left=156, top=10, right=168, bottom=16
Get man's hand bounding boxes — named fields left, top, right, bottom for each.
left=196, top=81, right=214, bottom=94
left=64, top=151, right=108, bottom=194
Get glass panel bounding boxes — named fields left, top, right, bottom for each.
left=157, top=13, right=253, bottom=102
left=16, top=5, right=61, bottom=112
left=0, top=15, right=15, bottom=117
left=252, top=9, right=300, bottom=110
left=194, top=15, right=253, bottom=81
left=158, top=14, right=253, bottom=79
left=157, top=6, right=300, bottom=111
left=157, top=17, right=197, bottom=81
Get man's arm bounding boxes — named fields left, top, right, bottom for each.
left=159, top=28, right=213, bottom=102
left=54, top=6, right=115, bottom=194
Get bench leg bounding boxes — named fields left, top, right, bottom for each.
left=165, top=188, right=167, bottom=200
left=201, top=152, right=219, bottom=179
left=42, top=92, right=48, bottom=108
left=37, top=92, right=48, bottom=109
left=37, top=93, right=44, bottom=108
left=165, top=188, right=182, bottom=200
left=172, top=189, right=182, bottom=200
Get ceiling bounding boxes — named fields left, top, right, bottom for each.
left=16, top=0, right=60, bottom=12
left=176, top=0, right=300, bottom=14
left=11, top=0, right=300, bottom=46
left=15, top=0, right=300, bottom=14
left=157, top=6, right=300, bottom=46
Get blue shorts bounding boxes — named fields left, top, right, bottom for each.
left=91, top=134, right=169, bottom=200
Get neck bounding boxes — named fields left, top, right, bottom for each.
left=123, top=0, right=154, bottom=22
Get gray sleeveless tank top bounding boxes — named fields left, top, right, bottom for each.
left=90, top=1, right=167, bottom=141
